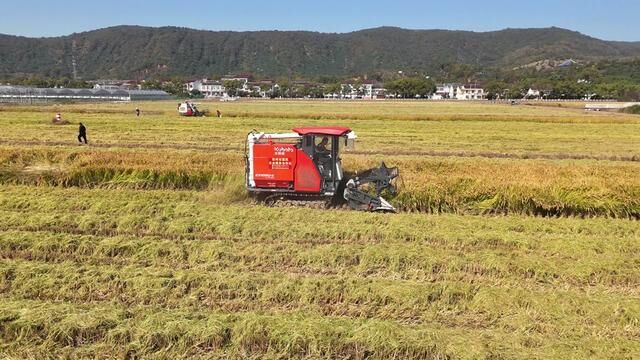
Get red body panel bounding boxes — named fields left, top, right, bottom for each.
left=251, top=142, right=321, bottom=193
left=293, top=149, right=321, bottom=193
left=252, top=143, right=297, bottom=189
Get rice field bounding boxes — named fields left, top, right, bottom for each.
left=0, top=99, right=639, bottom=358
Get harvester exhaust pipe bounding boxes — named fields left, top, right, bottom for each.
left=343, top=162, right=399, bottom=212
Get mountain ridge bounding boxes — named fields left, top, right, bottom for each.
left=1, top=25, right=640, bottom=79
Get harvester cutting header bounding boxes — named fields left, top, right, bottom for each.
left=245, top=127, right=399, bottom=212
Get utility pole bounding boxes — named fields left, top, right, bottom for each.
left=287, top=68, right=292, bottom=98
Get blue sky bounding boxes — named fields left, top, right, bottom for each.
left=1, top=0, right=638, bottom=41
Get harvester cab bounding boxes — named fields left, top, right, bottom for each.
left=245, top=127, right=398, bottom=212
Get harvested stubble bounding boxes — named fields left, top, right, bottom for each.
left=0, top=185, right=639, bottom=358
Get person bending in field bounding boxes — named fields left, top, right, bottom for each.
left=78, top=122, right=88, bottom=144
left=135, top=107, right=140, bottom=117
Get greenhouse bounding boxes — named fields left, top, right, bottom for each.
left=0, top=86, right=170, bottom=103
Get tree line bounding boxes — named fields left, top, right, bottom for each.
left=3, top=59, right=640, bottom=101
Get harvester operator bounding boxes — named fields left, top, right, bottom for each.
left=315, top=136, right=332, bottom=178
left=316, top=137, right=330, bottom=154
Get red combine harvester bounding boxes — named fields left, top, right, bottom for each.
left=178, top=101, right=207, bottom=116
left=245, top=127, right=399, bottom=212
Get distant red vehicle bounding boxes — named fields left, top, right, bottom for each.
left=178, top=101, right=208, bottom=116
left=245, top=126, right=399, bottom=212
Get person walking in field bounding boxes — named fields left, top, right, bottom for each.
left=78, top=122, right=88, bottom=144
left=216, top=109, right=222, bottom=118
left=135, top=107, right=140, bottom=117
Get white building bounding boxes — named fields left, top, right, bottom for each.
left=93, top=80, right=140, bottom=90
left=93, top=84, right=121, bottom=90
left=333, top=82, right=384, bottom=99
left=526, top=88, right=541, bottom=99
left=433, top=83, right=485, bottom=100
left=362, top=83, right=373, bottom=99
left=251, top=80, right=277, bottom=97
left=457, top=84, right=485, bottom=100
left=185, top=79, right=226, bottom=97
left=433, top=83, right=460, bottom=99
left=185, top=79, right=202, bottom=93
left=221, top=76, right=250, bottom=91
left=361, top=82, right=386, bottom=99
left=200, top=80, right=225, bottom=97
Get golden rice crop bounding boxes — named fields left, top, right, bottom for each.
left=1, top=146, right=638, bottom=218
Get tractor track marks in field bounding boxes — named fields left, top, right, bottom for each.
left=6, top=106, right=640, bottom=124
left=1, top=139, right=639, bottom=162
left=0, top=224, right=522, bottom=250
left=363, top=149, right=640, bottom=162
left=2, top=229, right=640, bottom=293
left=0, top=139, right=238, bottom=153
left=3, top=250, right=638, bottom=294
left=0, top=107, right=164, bottom=115
left=3, top=292, right=440, bottom=327
left=0, top=297, right=502, bottom=356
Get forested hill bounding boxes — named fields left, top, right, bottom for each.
left=1, top=25, right=640, bottom=79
